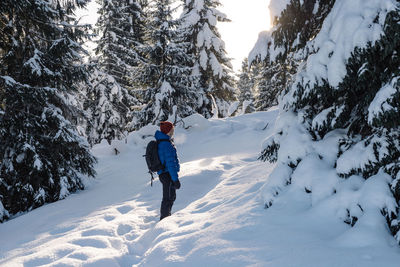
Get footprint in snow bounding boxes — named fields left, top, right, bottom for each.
left=71, top=238, right=108, bottom=249
left=180, top=220, right=194, bottom=227
left=143, top=215, right=158, bottom=223
left=49, top=225, right=75, bottom=236
left=125, top=233, right=139, bottom=241
left=69, top=252, right=89, bottom=261
left=104, top=215, right=115, bottom=221
left=117, top=205, right=134, bottom=214
left=81, top=229, right=113, bottom=237
left=221, top=163, right=234, bottom=170
left=24, top=256, right=52, bottom=267
left=117, top=224, right=133, bottom=236
left=192, top=202, right=219, bottom=213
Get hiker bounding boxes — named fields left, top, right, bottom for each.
left=155, top=121, right=181, bottom=220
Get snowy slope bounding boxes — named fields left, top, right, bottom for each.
left=1, top=109, right=400, bottom=266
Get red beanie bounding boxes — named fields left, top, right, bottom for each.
left=160, top=121, right=174, bottom=134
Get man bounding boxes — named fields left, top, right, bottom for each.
left=155, top=121, right=181, bottom=220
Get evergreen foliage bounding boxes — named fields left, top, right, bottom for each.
left=272, top=0, right=335, bottom=59
left=95, top=0, right=147, bottom=90
left=253, top=59, right=291, bottom=111
left=180, top=0, right=236, bottom=118
left=92, top=0, right=144, bottom=140
left=250, top=0, right=335, bottom=111
left=236, top=58, right=255, bottom=114
left=84, top=67, right=139, bottom=146
left=136, top=0, right=199, bottom=127
left=0, top=0, right=96, bottom=222
left=261, top=2, right=400, bottom=242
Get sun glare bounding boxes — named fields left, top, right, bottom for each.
left=219, top=0, right=271, bottom=72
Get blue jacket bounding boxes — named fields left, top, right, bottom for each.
left=155, top=130, right=180, bottom=182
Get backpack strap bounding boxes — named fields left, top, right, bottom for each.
left=156, top=139, right=170, bottom=144
left=156, top=139, right=170, bottom=171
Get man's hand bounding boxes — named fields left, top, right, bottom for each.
left=173, top=179, right=181, bottom=189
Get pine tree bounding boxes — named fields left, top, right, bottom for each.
left=0, top=0, right=96, bottom=221
left=236, top=58, right=255, bottom=114
left=95, top=0, right=147, bottom=90
left=180, top=0, right=236, bottom=118
left=136, top=0, right=199, bottom=127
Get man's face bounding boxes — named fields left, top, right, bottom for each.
left=168, top=127, right=174, bottom=137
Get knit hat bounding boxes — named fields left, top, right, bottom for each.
left=160, top=121, right=174, bottom=134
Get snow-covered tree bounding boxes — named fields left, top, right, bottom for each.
left=249, top=0, right=335, bottom=111
left=180, top=0, right=236, bottom=118
left=270, top=0, right=335, bottom=62
left=93, top=0, right=145, bottom=139
left=136, top=0, right=199, bottom=127
left=259, top=0, right=400, bottom=243
left=0, top=0, right=96, bottom=221
left=84, top=67, right=139, bottom=146
left=236, top=58, right=255, bottom=114
left=95, top=0, right=147, bottom=90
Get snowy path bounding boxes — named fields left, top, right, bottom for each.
left=1, top=109, right=400, bottom=266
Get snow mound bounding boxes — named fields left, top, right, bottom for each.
left=261, top=109, right=398, bottom=253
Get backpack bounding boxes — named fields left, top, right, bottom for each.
left=144, top=139, right=169, bottom=186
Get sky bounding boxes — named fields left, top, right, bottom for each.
left=77, top=0, right=271, bottom=73
left=218, top=0, right=271, bottom=72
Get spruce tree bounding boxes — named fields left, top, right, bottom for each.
left=0, top=0, right=96, bottom=221
left=249, top=0, right=335, bottom=110
left=84, top=67, right=138, bottom=146
left=180, top=0, right=236, bottom=118
left=261, top=2, right=400, bottom=242
left=93, top=0, right=144, bottom=140
left=272, top=0, right=335, bottom=60
left=236, top=58, right=255, bottom=114
left=95, top=0, right=147, bottom=90
left=136, top=0, right=198, bottom=127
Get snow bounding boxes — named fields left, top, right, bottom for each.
left=312, top=106, right=334, bottom=130
left=336, top=135, right=390, bottom=176
left=227, top=101, right=239, bottom=117
left=160, top=81, right=174, bottom=95
left=0, top=201, right=8, bottom=221
left=288, top=0, right=397, bottom=91
left=240, top=100, right=252, bottom=115
left=210, top=52, right=223, bottom=77
left=199, top=49, right=208, bottom=70
left=261, top=101, right=398, bottom=259
left=0, top=75, right=17, bottom=85
left=248, top=31, right=271, bottom=64
left=368, top=78, right=399, bottom=124
left=210, top=93, right=219, bottom=118
left=24, top=49, right=44, bottom=76
left=248, top=30, right=284, bottom=65
left=268, top=0, right=290, bottom=21
left=1, top=110, right=400, bottom=266
left=33, top=157, right=43, bottom=171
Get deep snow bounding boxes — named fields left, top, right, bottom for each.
left=1, top=109, right=400, bottom=266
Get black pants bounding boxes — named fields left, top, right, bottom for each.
left=159, top=172, right=176, bottom=220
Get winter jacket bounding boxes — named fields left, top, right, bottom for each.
left=155, top=130, right=180, bottom=182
